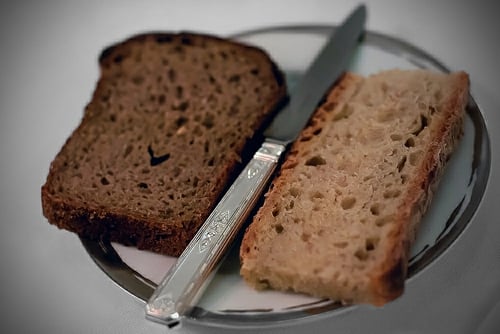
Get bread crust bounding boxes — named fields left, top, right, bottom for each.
left=240, top=70, right=469, bottom=305
left=41, top=32, right=286, bottom=256
left=369, top=71, right=469, bottom=304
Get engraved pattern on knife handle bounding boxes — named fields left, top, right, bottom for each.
left=198, top=210, right=230, bottom=253
left=146, top=140, right=285, bottom=326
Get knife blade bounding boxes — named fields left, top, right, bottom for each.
left=146, top=4, right=367, bottom=327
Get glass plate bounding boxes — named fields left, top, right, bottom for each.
left=81, top=25, right=490, bottom=328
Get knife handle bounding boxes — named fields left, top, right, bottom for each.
left=145, top=140, right=286, bottom=327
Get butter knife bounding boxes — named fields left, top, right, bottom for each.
left=146, top=4, right=367, bottom=327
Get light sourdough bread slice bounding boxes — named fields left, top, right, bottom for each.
left=41, top=32, right=286, bottom=256
left=240, top=69, right=469, bottom=305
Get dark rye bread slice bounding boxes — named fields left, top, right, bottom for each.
left=41, top=32, right=286, bottom=256
left=240, top=70, right=469, bottom=305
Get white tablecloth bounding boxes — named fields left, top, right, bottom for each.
left=1, top=0, right=499, bottom=333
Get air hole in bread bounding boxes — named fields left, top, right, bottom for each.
left=100, top=177, right=110, bottom=186
left=285, top=200, right=294, bottom=210
left=428, top=167, right=437, bottom=183
left=228, top=74, right=241, bottom=83
left=365, top=237, right=379, bottom=251
left=412, top=114, right=429, bottom=136
left=409, top=150, right=422, bottom=166
left=390, top=133, right=402, bottom=141
left=166, top=206, right=174, bottom=216
left=147, top=145, right=170, bottom=166
left=138, top=182, right=148, bottom=189
left=299, top=135, right=312, bottom=142
left=219, top=51, right=228, bottom=60
left=159, top=58, right=169, bottom=67
left=354, top=249, right=368, bottom=261
left=131, top=75, right=146, bottom=87
left=175, top=86, right=184, bottom=99
left=271, top=207, right=280, bottom=217
left=258, top=279, right=270, bottom=289
left=311, top=191, right=324, bottom=200
left=301, top=233, right=310, bottom=242
left=289, top=187, right=301, bottom=197
left=363, top=175, right=373, bottom=182
left=207, top=74, right=217, bottom=85
left=313, top=127, right=322, bottom=136
left=113, top=54, right=124, bottom=64
left=155, top=35, right=173, bottom=44
left=322, top=101, right=336, bottom=112
left=133, top=52, right=142, bottom=63
left=175, top=116, right=188, bottom=129
left=383, top=189, right=401, bottom=199
left=173, top=45, right=185, bottom=54
left=370, top=203, right=381, bottom=216
left=305, top=155, right=326, bottom=166
left=334, top=241, right=348, bottom=248
left=275, top=224, right=284, bottom=234
left=397, top=156, right=407, bottom=172
left=192, top=176, right=199, bottom=187
left=341, top=197, right=356, bottom=210
left=333, top=104, right=353, bottom=121
left=375, top=216, right=389, bottom=227
left=168, top=69, right=176, bottom=82
left=202, top=113, right=215, bottom=129
left=172, top=101, right=189, bottom=112
left=404, top=137, right=415, bottom=147
left=180, top=36, right=192, bottom=45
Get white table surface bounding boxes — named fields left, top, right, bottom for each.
left=1, top=1, right=499, bottom=333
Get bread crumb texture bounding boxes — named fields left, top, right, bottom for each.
left=41, top=33, right=286, bottom=256
left=240, top=69, right=469, bottom=306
